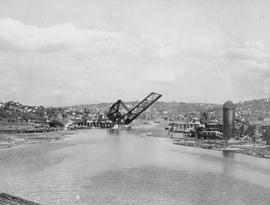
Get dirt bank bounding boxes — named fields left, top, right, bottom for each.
left=0, top=131, right=75, bottom=149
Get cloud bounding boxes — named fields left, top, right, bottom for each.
left=0, top=18, right=270, bottom=105
left=143, top=68, right=181, bottom=83
left=3, top=18, right=267, bottom=65
left=224, top=41, right=267, bottom=64
left=0, top=18, right=122, bottom=51
left=0, top=19, right=181, bottom=61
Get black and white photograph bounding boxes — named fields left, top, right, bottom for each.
left=0, top=0, right=270, bottom=204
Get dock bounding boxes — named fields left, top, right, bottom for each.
left=0, top=193, right=41, bottom=205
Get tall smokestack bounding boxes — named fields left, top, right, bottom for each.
left=223, top=101, right=235, bottom=140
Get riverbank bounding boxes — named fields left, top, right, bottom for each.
left=172, top=138, right=270, bottom=159
left=1, top=120, right=270, bottom=159
left=0, top=130, right=74, bottom=149
left=128, top=119, right=270, bottom=159
left=0, top=119, right=159, bottom=150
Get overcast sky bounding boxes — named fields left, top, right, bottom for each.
left=0, top=0, right=270, bottom=106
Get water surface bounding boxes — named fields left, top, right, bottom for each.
left=0, top=129, right=269, bottom=205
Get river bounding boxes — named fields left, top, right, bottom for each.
left=0, top=129, right=270, bottom=205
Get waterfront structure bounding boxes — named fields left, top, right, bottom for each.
left=168, top=122, right=200, bottom=133
left=223, top=101, right=235, bottom=140
left=167, top=121, right=200, bottom=139
left=205, top=120, right=223, bottom=132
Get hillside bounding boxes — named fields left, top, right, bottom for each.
left=0, top=98, right=270, bottom=124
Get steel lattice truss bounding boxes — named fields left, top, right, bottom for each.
left=106, top=92, right=162, bottom=124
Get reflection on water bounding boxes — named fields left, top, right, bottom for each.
left=0, top=129, right=270, bottom=205
left=222, top=150, right=235, bottom=158
left=107, top=128, right=120, bottom=135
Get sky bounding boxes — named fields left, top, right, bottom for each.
left=0, top=0, right=270, bottom=106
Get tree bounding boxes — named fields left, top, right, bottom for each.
left=49, top=119, right=63, bottom=127
left=262, top=130, right=270, bottom=145
left=200, top=111, right=208, bottom=123
left=244, top=125, right=256, bottom=137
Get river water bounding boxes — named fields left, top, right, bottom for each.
left=0, top=129, right=270, bottom=205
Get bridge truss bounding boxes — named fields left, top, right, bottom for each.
left=106, top=92, right=162, bottom=125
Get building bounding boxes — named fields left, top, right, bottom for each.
left=168, top=122, right=200, bottom=133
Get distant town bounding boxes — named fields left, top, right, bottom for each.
left=1, top=98, right=270, bottom=142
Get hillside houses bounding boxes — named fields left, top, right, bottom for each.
left=0, top=98, right=269, bottom=131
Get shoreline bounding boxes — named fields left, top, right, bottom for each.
left=0, top=130, right=75, bottom=150
left=172, top=138, right=270, bottom=159
left=128, top=120, right=270, bottom=159
left=1, top=121, right=270, bottom=159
